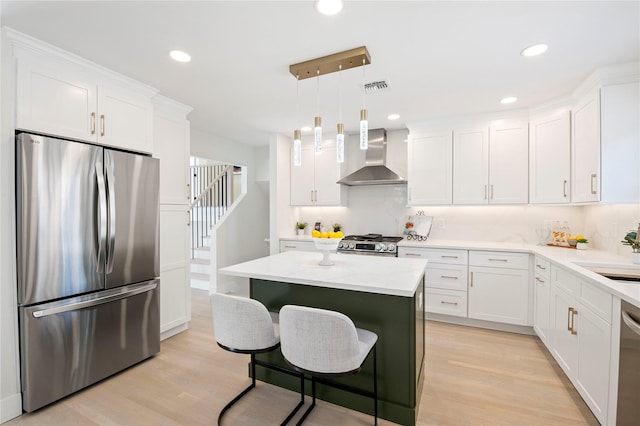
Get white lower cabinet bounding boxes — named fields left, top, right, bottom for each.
left=279, top=239, right=315, bottom=252
left=533, top=257, right=552, bottom=344
left=549, top=264, right=612, bottom=425
left=468, top=251, right=530, bottom=326
left=399, top=247, right=468, bottom=318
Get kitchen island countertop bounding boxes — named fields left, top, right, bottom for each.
left=219, top=250, right=428, bottom=297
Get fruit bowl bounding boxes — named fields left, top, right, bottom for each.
left=312, top=237, right=342, bottom=266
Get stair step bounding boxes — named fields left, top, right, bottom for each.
left=193, top=246, right=210, bottom=260
left=190, top=262, right=210, bottom=274
left=191, top=272, right=209, bottom=281
left=191, top=257, right=209, bottom=265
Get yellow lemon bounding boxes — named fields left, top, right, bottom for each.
left=311, top=230, right=321, bottom=238
left=336, top=231, right=344, bottom=238
left=320, top=232, right=329, bottom=238
left=575, top=234, right=584, bottom=240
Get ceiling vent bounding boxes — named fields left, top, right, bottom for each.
left=364, top=80, right=389, bottom=93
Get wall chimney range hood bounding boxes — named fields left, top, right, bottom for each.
left=337, top=129, right=407, bottom=186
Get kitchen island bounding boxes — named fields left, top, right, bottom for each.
left=219, top=251, right=428, bottom=425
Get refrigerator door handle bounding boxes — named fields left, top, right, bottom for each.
left=32, top=282, right=158, bottom=318
left=105, top=152, right=116, bottom=273
left=95, top=161, right=107, bottom=273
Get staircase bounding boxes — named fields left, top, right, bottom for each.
left=189, top=161, right=237, bottom=290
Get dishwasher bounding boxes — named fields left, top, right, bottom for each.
left=617, top=300, right=640, bottom=425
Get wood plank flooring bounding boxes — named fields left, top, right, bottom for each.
left=8, top=289, right=598, bottom=425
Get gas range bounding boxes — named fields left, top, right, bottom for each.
left=337, top=234, right=404, bottom=257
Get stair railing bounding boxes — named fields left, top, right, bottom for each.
left=189, top=164, right=233, bottom=258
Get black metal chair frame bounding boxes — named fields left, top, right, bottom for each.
left=283, top=343, right=378, bottom=426
left=217, top=342, right=305, bottom=426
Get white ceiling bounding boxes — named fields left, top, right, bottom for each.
left=1, top=1, right=639, bottom=146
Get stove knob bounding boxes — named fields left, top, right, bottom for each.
left=338, top=242, right=345, bottom=249
left=348, top=242, right=356, bottom=249
left=376, top=243, right=386, bottom=252
left=387, top=243, right=396, bottom=252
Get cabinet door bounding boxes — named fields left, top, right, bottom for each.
left=534, top=272, right=551, bottom=345
left=530, top=112, right=571, bottom=203
left=488, top=123, right=529, bottom=204
left=159, top=205, right=191, bottom=334
left=574, top=303, right=611, bottom=424
left=572, top=89, right=601, bottom=202
left=468, top=266, right=529, bottom=325
left=453, top=128, right=489, bottom=204
left=550, top=284, right=578, bottom=378
left=408, top=132, right=452, bottom=205
left=98, top=86, right=153, bottom=154
left=290, top=146, right=315, bottom=205
left=16, top=57, right=97, bottom=142
left=314, top=145, right=343, bottom=205
left=154, top=113, right=190, bottom=205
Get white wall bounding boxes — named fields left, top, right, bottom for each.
left=583, top=204, right=640, bottom=256
left=190, top=128, right=270, bottom=295
left=269, top=133, right=298, bottom=253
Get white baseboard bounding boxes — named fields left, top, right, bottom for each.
left=1, top=392, right=22, bottom=424
left=160, top=323, right=189, bottom=341
left=425, top=313, right=536, bottom=336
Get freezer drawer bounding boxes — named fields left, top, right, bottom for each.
left=19, top=280, right=160, bottom=412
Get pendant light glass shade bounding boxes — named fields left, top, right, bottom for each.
left=336, top=123, right=345, bottom=163
left=314, top=116, right=322, bottom=153
left=293, top=129, right=302, bottom=166
left=359, top=109, right=368, bottom=150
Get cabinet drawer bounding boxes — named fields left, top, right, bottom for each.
left=534, top=257, right=551, bottom=279
left=469, top=251, right=529, bottom=270
left=279, top=240, right=315, bottom=252
left=579, top=280, right=612, bottom=323
left=425, top=264, right=468, bottom=291
left=552, top=265, right=579, bottom=296
left=399, top=247, right=468, bottom=265
left=425, top=289, right=467, bottom=317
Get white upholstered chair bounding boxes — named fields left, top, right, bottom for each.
left=210, top=293, right=304, bottom=425
left=279, top=305, right=378, bottom=425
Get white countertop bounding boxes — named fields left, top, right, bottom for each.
left=398, top=238, right=640, bottom=308
left=218, top=251, right=428, bottom=297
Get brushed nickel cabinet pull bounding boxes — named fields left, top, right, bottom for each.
left=470, top=271, right=474, bottom=287
left=590, top=174, right=597, bottom=195
left=91, top=112, right=96, bottom=134
left=571, top=309, right=578, bottom=335
left=535, top=277, right=545, bottom=283
left=567, top=307, right=573, bottom=332
left=405, top=253, right=422, bottom=257
left=489, top=258, right=508, bottom=262
left=284, top=245, right=296, bottom=249
left=563, top=180, right=568, bottom=198
left=441, top=255, right=459, bottom=259
left=441, top=275, right=458, bottom=279
left=187, top=211, right=190, bottom=227
left=441, top=301, right=459, bottom=306
left=315, top=190, right=317, bottom=202
left=490, top=184, right=494, bottom=200
left=310, top=190, right=314, bottom=202
left=100, top=114, right=105, bottom=137
left=536, top=264, right=547, bottom=270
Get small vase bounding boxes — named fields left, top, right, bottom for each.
left=576, top=242, right=588, bottom=250
left=632, top=252, right=640, bottom=265
left=297, top=229, right=305, bottom=236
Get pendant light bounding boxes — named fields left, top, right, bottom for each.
left=336, top=64, right=345, bottom=163
left=293, top=74, right=302, bottom=166
left=359, top=57, right=368, bottom=150
left=314, top=69, right=322, bottom=154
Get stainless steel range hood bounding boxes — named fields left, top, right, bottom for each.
left=337, top=129, right=407, bottom=186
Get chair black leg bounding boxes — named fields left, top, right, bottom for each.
left=373, top=345, right=378, bottom=426
left=218, top=355, right=258, bottom=425
left=280, top=373, right=305, bottom=426
left=296, top=376, right=316, bottom=425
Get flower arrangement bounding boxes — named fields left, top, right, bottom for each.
left=621, top=230, right=640, bottom=253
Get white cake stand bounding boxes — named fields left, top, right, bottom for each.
left=313, top=238, right=342, bottom=266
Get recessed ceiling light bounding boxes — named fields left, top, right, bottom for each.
left=500, top=96, right=518, bottom=104
left=301, top=126, right=312, bottom=132
left=521, top=43, right=548, bottom=57
left=169, top=50, right=191, bottom=63
left=315, top=0, right=343, bottom=15
left=387, top=114, right=400, bottom=120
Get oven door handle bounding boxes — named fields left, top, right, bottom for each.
left=622, top=310, right=640, bottom=336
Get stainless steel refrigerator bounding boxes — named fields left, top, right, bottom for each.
left=16, top=132, right=160, bottom=412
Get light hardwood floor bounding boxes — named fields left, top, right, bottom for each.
left=8, top=289, right=598, bottom=426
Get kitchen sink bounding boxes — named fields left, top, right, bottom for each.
left=574, top=262, right=640, bottom=282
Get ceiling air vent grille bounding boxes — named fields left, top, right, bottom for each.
left=364, top=80, right=389, bottom=93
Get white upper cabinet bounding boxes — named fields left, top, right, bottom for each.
left=407, top=132, right=452, bottom=205
left=489, top=122, right=529, bottom=204
left=452, top=123, right=528, bottom=205
left=453, top=127, right=489, bottom=204
left=14, top=37, right=156, bottom=154
left=529, top=112, right=571, bottom=204
left=152, top=96, right=192, bottom=205
left=571, top=89, right=601, bottom=203
left=290, top=143, right=346, bottom=206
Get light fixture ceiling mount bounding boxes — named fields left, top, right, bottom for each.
left=289, top=46, right=371, bottom=80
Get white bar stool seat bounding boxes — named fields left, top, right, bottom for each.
left=210, top=293, right=304, bottom=425
left=279, top=304, right=378, bottom=425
